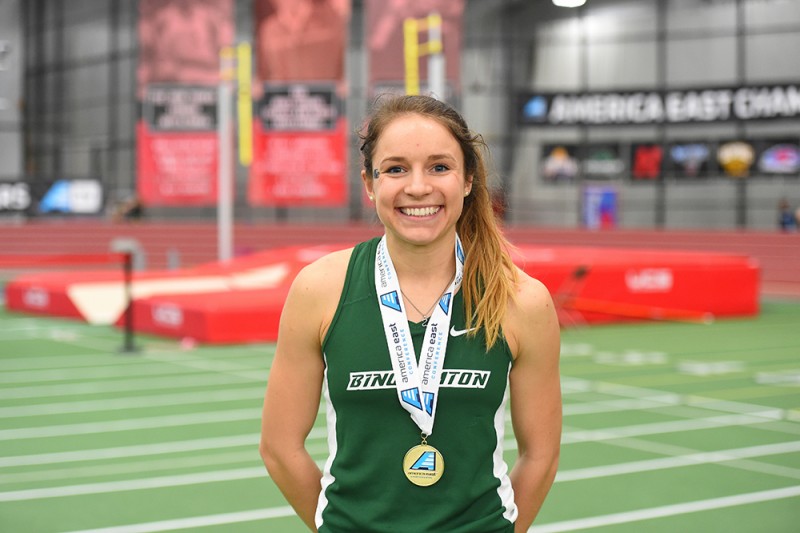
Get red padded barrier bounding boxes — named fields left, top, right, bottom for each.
left=513, top=246, right=759, bottom=325
left=5, top=243, right=760, bottom=343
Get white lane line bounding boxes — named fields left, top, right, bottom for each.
left=0, top=428, right=328, bottom=468
left=0, top=350, right=267, bottom=372
left=0, top=387, right=265, bottom=418
left=0, top=467, right=266, bottom=502
left=58, top=507, right=296, bottom=533
left=0, top=352, right=267, bottom=384
left=569, top=376, right=794, bottom=420
left=0, top=373, right=261, bottom=400
left=0, top=407, right=768, bottom=444
left=0, top=354, right=144, bottom=371
left=9, top=437, right=799, bottom=490
left=0, top=408, right=261, bottom=440
left=0, top=363, right=248, bottom=385
left=563, top=396, right=680, bottom=415
left=0, top=450, right=258, bottom=485
left=139, top=353, right=268, bottom=381
left=2, top=388, right=667, bottom=420
left=562, top=413, right=781, bottom=444
left=54, top=486, right=800, bottom=533
left=556, top=440, right=800, bottom=482
left=529, top=485, right=800, bottom=532
left=0, top=408, right=780, bottom=457
left=3, top=432, right=795, bottom=502
left=0, top=435, right=258, bottom=467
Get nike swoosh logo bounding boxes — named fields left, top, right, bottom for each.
left=450, top=326, right=476, bottom=337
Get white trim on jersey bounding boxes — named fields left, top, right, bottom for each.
left=316, top=360, right=338, bottom=529
left=493, top=373, right=518, bottom=523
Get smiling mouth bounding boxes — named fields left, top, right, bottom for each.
left=400, top=206, right=441, bottom=217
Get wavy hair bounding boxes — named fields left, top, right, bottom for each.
left=359, top=94, right=517, bottom=349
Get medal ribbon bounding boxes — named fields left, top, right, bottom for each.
left=375, top=235, right=465, bottom=436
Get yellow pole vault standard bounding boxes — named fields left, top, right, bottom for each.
left=404, top=18, right=420, bottom=95
left=403, top=13, right=444, bottom=99
left=236, top=42, right=252, bottom=167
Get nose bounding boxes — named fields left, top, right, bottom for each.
left=404, top=166, right=433, bottom=197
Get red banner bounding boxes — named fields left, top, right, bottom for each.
left=365, top=0, right=464, bottom=98
left=249, top=0, right=350, bottom=207
left=136, top=0, right=233, bottom=206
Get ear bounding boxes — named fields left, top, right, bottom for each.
left=362, top=169, right=375, bottom=201
left=465, top=175, right=474, bottom=196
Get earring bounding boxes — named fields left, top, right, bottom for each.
left=368, top=194, right=374, bottom=201
left=464, top=190, right=471, bottom=197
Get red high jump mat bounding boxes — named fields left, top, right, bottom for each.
left=5, top=243, right=759, bottom=343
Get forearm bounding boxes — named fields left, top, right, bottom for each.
left=262, top=446, right=323, bottom=531
left=510, top=453, right=559, bottom=532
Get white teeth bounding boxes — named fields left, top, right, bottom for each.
left=401, top=206, right=440, bottom=217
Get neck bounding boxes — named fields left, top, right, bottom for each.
left=384, top=234, right=458, bottom=323
left=385, top=233, right=456, bottom=281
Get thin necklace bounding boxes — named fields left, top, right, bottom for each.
left=400, top=273, right=455, bottom=326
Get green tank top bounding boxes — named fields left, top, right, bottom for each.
left=317, top=237, right=516, bottom=533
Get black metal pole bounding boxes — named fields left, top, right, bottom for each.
left=120, top=252, right=138, bottom=353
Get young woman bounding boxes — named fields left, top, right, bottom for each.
left=261, top=95, right=561, bottom=532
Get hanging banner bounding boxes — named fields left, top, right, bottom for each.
left=136, top=0, right=234, bottom=206
left=0, top=0, right=23, bottom=179
left=248, top=0, right=349, bottom=207
left=365, top=0, right=464, bottom=100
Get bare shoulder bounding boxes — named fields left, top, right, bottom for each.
left=515, top=267, right=554, bottom=306
left=294, top=247, right=352, bottom=285
left=289, top=247, right=353, bottom=305
left=504, top=267, right=560, bottom=361
left=285, top=247, right=354, bottom=341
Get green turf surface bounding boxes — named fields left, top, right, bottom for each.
left=1, top=301, right=798, bottom=532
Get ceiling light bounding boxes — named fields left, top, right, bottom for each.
left=553, top=0, right=587, bottom=7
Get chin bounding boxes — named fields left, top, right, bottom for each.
left=391, top=225, right=452, bottom=246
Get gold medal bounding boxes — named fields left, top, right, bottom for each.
left=403, top=442, right=444, bottom=487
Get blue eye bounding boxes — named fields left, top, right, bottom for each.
left=432, top=164, right=450, bottom=173
left=385, top=166, right=406, bottom=175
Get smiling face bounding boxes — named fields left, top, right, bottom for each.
left=363, top=113, right=472, bottom=249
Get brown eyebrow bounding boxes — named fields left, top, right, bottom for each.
left=377, top=153, right=459, bottom=168
left=427, top=154, right=458, bottom=163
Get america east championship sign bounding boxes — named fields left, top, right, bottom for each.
left=518, top=83, right=800, bottom=126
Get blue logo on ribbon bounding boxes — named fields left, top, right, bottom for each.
left=423, top=392, right=435, bottom=415
left=438, top=293, right=452, bottom=315
left=401, top=387, right=423, bottom=410
left=380, top=291, right=402, bottom=312
left=456, top=241, right=465, bottom=264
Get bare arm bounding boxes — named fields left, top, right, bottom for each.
left=506, top=274, right=562, bottom=532
left=260, top=252, right=347, bottom=531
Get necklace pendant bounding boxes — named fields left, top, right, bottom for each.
left=421, top=316, right=429, bottom=327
